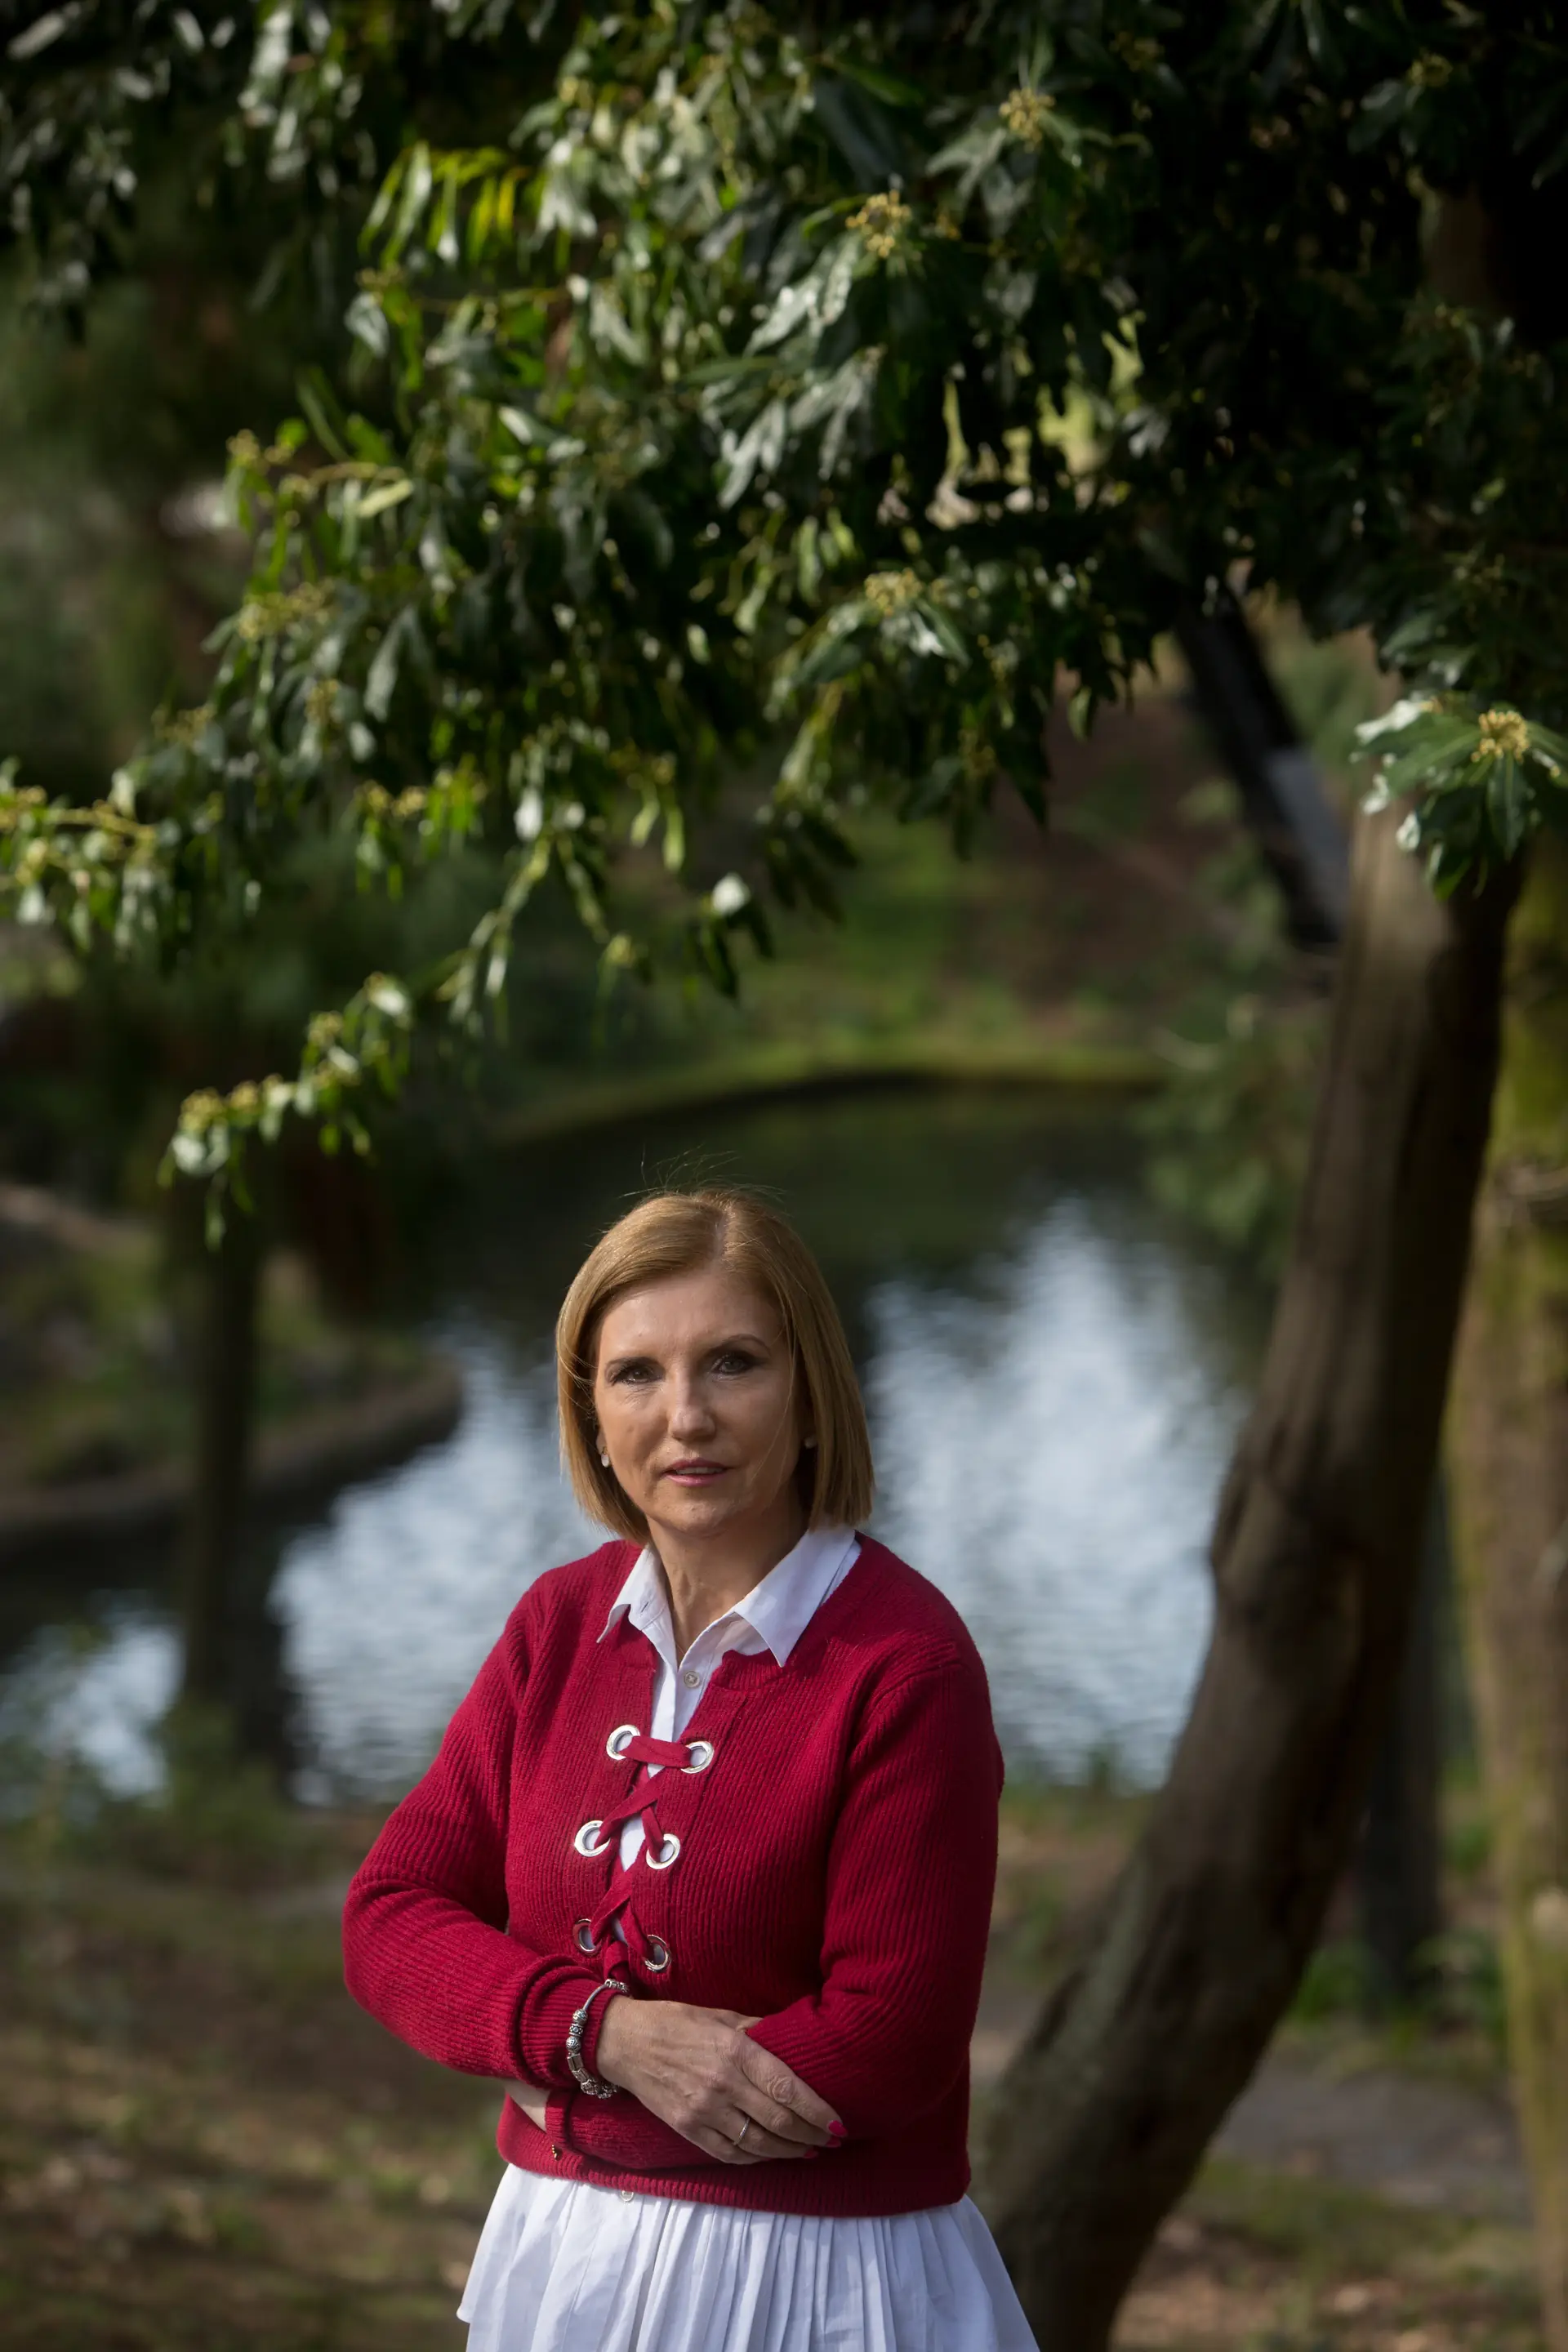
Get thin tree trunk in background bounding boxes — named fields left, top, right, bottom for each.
left=1358, top=1487, right=1446, bottom=2003
left=179, top=1211, right=263, bottom=1706
left=1174, top=591, right=1349, bottom=946
left=1447, top=841, right=1568, bottom=2352
left=983, top=807, right=1516, bottom=2352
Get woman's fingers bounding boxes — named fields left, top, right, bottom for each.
left=692, top=2132, right=765, bottom=2165
left=693, top=2113, right=818, bottom=2164
left=736, top=2035, right=841, bottom=2142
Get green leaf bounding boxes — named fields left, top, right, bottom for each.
left=365, top=611, right=411, bottom=722
left=296, top=371, right=350, bottom=462
left=357, top=476, right=415, bottom=520
left=1486, top=757, right=1530, bottom=858
left=387, top=142, right=434, bottom=261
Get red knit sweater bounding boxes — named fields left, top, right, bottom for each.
left=341, top=1534, right=1004, bottom=2216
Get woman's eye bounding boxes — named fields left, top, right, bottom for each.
left=611, top=1363, right=656, bottom=1384
left=715, top=1351, right=759, bottom=1374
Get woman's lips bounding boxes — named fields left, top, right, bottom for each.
left=663, top=1460, right=728, bottom=1484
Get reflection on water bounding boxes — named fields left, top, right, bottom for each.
left=1, top=1093, right=1263, bottom=1800
left=278, top=1334, right=595, bottom=1799
left=865, top=1200, right=1238, bottom=1784
left=3, top=1601, right=177, bottom=1797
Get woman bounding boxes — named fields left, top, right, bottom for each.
left=343, top=1187, right=1037, bottom=2350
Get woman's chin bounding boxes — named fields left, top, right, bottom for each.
left=648, top=1484, right=752, bottom=1538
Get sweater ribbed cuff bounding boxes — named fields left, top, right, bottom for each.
left=523, top=1971, right=624, bottom=2090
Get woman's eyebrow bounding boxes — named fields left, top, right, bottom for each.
left=603, top=1330, right=775, bottom=1373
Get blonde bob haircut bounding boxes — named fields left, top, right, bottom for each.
left=556, top=1187, right=874, bottom=1543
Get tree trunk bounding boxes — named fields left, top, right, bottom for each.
left=179, top=1209, right=263, bottom=1706
left=1178, top=594, right=1445, bottom=2007
left=1357, top=1484, right=1446, bottom=2006
left=982, top=805, right=1517, bottom=2350
left=1446, top=841, right=1568, bottom=2352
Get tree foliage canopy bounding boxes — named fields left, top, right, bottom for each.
left=5, top=2, right=1568, bottom=1208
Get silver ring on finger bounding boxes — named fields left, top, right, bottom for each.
left=732, top=2115, right=751, bottom=2151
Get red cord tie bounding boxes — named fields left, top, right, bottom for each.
left=620, top=1730, right=697, bottom=1770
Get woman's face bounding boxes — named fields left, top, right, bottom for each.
left=592, top=1261, right=807, bottom=1559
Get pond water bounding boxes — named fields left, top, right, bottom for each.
left=1, top=1090, right=1267, bottom=1803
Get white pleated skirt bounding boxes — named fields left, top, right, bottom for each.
left=458, top=2165, right=1040, bottom=2352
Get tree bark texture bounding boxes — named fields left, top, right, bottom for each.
left=179, top=1210, right=263, bottom=1706
left=1447, top=841, right=1568, bottom=2352
left=1357, top=1489, right=1446, bottom=2006
left=982, top=807, right=1517, bottom=2351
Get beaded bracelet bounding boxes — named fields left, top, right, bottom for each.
left=565, top=1976, right=628, bottom=2098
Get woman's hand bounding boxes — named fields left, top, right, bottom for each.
left=594, top=1998, right=842, bottom=2165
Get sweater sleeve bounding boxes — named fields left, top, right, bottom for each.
left=741, top=1655, right=1003, bottom=2141
left=341, top=1620, right=612, bottom=2092
left=554, top=2091, right=721, bottom=2174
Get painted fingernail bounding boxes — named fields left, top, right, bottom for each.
left=827, top=2121, right=847, bottom=2140
left=804, top=2147, right=822, bottom=2158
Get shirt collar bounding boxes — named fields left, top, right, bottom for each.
left=596, top=1524, right=858, bottom=1667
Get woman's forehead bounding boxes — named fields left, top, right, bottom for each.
left=596, top=1263, right=782, bottom=1352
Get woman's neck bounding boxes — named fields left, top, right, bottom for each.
left=649, top=1500, right=807, bottom=1659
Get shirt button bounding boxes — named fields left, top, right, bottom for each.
left=620, top=2187, right=635, bottom=2202
left=681, top=1668, right=701, bottom=1688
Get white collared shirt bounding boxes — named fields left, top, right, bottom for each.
left=597, top=1523, right=861, bottom=1871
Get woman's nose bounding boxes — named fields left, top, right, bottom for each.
left=667, top=1379, right=716, bottom=1435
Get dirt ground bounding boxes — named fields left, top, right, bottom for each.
left=0, top=1784, right=1544, bottom=2352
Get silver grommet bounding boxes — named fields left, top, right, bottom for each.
left=683, top=1740, right=715, bottom=1773
left=646, top=1831, right=680, bottom=1871
left=605, top=1723, right=638, bottom=1762
left=644, top=1935, right=671, bottom=1972
left=573, top=1819, right=613, bottom=1858
left=573, top=1917, right=597, bottom=1954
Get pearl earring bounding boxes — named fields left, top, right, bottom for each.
left=599, top=1447, right=610, bottom=1468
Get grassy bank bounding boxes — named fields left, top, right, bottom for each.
left=494, top=1031, right=1161, bottom=1149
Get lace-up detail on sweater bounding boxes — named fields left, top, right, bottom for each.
left=574, top=1729, right=714, bottom=1978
